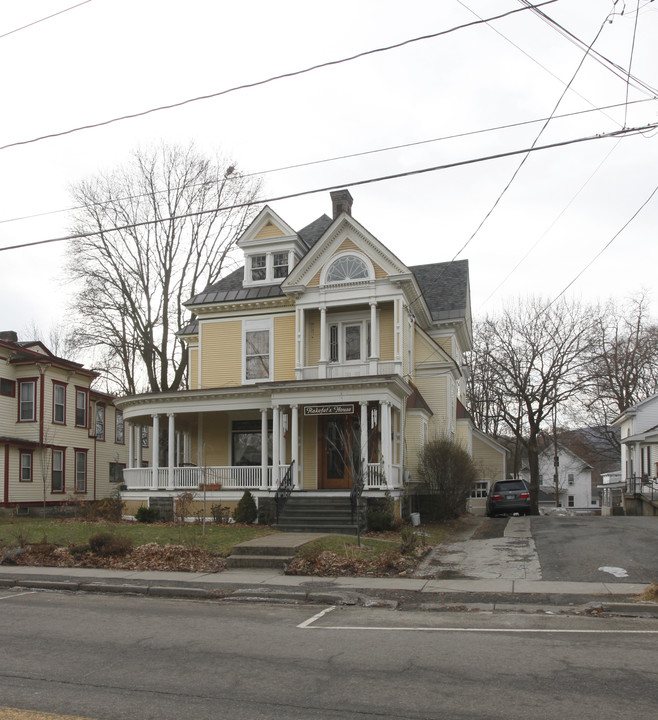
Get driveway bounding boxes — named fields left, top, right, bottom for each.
left=531, top=515, right=658, bottom=583
left=415, top=515, right=658, bottom=583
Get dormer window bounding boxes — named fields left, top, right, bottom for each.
left=251, top=255, right=266, bottom=281
left=325, top=254, right=370, bottom=283
left=273, top=252, right=289, bottom=279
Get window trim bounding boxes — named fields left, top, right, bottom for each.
left=52, top=448, right=65, bottom=493
left=243, top=318, right=273, bottom=384
left=109, top=461, right=126, bottom=484
left=327, top=314, right=371, bottom=364
left=74, top=449, right=88, bottom=493
left=52, top=381, right=67, bottom=425
left=75, top=387, right=89, bottom=429
left=272, top=252, right=289, bottom=279
left=0, top=377, right=16, bottom=397
left=321, top=251, right=374, bottom=285
left=18, top=378, right=37, bottom=423
left=250, top=253, right=267, bottom=282
left=19, top=449, right=33, bottom=482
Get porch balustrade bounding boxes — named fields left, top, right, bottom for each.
left=123, top=466, right=273, bottom=491
left=298, top=360, right=401, bottom=380
left=122, top=463, right=401, bottom=491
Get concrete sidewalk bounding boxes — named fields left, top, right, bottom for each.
left=0, top=563, right=654, bottom=616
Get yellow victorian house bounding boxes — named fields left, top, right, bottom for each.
left=116, top=190, right=505, bottom=529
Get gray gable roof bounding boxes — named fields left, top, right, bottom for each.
left=298, top=214, right=332, bottom=248
left=409, top=259, right=469, bottom=321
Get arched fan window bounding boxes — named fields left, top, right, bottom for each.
left=325, top=254, right=370, bottom=283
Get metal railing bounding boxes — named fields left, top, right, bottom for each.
left=274, top=461, right=295, bottom=523
left=625, top=475, right=658, bottom=502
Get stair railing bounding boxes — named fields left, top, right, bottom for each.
left=275, top=460, right=295, bottom=523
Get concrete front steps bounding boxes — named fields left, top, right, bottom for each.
left=274, top=495, right=366, bottom=535
left=225, top=532, right=326, bottom=570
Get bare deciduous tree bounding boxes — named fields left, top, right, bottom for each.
left=471, top=297, right=594, bottom=513
left=66, top=142, right=262, bottom=394
left=579, top=292, right=658, bottom=451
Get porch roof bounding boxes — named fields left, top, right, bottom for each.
left=115, top=373, right=412, bottom=422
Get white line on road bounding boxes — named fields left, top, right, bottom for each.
left=0, top=592, right=36, bottom=601
left=302, top=625, right=658, bottom=634
left=297, top=606, right=336, bottom=628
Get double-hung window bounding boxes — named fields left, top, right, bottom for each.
left=52, top=449, right=64, bottom=493
left=1, top=378, right=15, bottom=397
left=244, top=319, right=272, bottom=382
left=251, top=254, right=266, bottom=281
left=75, top=388, right=88, bottom=428
left=53, top=382, right=66, bottom=424
left=75, top=450, right=87, bottom=492
left=273, top=252, right=289, bottom=278
left=20, top=450, right=33, bottom=482
left=18, top=380, right=36, bottom=422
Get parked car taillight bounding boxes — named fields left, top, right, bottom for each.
left=520, top=492, right=530, bottom=498
left=492, top=494, right=502, bottom=500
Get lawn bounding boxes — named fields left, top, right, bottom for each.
left=0, top=517, right=276, bottom=557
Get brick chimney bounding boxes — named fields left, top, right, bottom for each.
left=330, top=189, right=353, bottom=219
left=0, top=330, right=18, bottom=343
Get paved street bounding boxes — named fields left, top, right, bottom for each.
left=1, top=591, right=657, bottom=720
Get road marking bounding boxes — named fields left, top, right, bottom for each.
left=301, top=623, right=658, bottom=634
left=297, top=606, right=336, bottom=628
left=0, top=592, right=36, bottom=602
left=0, top=707, right=96, bottom=720
left=599, top=566, right=629, bottom=578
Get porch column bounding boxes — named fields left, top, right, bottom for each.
left=272, top=405, right=280, bottom=487
left=136, top=425, right=143, bottom=468
left=184, top=432, right=191, bottom=464
left=369, top=301, right=379, bottom=373
left=291, top=404, right=299, bottom=488
left=151, top=415, right=160, bottom=489
left=167, top=413, right=175, bottom=490
left=260, top=408, right=269, bottom=489
left=360, top=401, right=368, bottom=486
left=295, top=306, right=305, bottom=377
left=127, top=422, right=134, bottom=469
left=382, top=402, right=392, bottom=487
left=318, top=305, right=327, bottom=379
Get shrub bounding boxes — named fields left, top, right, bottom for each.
left=95, top=488, right=125, bottom=522
left=88, top=533, right=133, bottom=557
left=135, top=505, right=159, bottom=523
left=366, top=496, right=394, bottom=531
left=175, top=492, right=196, bottom=523
left=415, top=438, right=479, bottom=521
left=399, top=526, right=419, bottom=555
left=257, top=498, right=276, bottom=526
left=233, top=490, right=257, bottom=524
left=210, top=504, right=231, bottom=524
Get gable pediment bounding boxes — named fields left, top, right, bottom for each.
left=283, top=213, right=410, bottom=291
left=237, top=205, right=299, bottom=250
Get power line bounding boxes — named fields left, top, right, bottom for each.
left=2, top=97, right=654, bottom=227
left=1, top=123, right=653, bottom=254
left=0, top=1, right=557, bottom=153
left=0, top=0, right=93, bottom=41
left=545, top=180, right=658, bottom=311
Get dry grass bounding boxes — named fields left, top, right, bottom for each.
left=635, top=582, right=658, bottom=602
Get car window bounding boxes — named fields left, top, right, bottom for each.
left=493, top=481, right=526, bottom=492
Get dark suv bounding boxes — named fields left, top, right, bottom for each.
left=486, top=479, right=531, bottom=517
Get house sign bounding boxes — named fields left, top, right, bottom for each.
left=304, top=404, right=354, bottom=416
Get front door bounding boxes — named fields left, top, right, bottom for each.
left=318, top=414, right=360, bottom=489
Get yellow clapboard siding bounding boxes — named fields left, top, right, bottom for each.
left=189, top=348, right=198, bottom=389
left=379, top=302, right=394, bottom=361
left=254, top=221, right=285, bottom=239
left=201, top=320, right=241, bottom=388
left=274, top=315, right=296, bottom=381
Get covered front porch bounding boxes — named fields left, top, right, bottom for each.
left=116, top=376, right=410, bottom=496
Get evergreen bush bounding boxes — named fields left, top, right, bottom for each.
left=233, top=490, right=257, bottom=524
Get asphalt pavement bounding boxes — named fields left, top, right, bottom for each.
left=1, top=515, right=656, bottom=616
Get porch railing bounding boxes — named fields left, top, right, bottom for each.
left=123, top=465, right=273, bottom=491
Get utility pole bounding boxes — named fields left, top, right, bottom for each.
left=552, top=407, right=560, bottom=508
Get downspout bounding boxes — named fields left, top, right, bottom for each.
left=3, top=444, right=9, bottom=506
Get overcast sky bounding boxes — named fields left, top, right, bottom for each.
left=1, top=0, right=657, bottom=342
